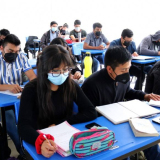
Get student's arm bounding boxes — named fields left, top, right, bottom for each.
left=102, top=35, right=110, bottom=48
left=18, top=84, right=39, bottom=145
left=25, top=69, right=36, bottom=81
left=131, top=41, right=138, bottom=56
left=40, top=33, right=47, bottom=49
left=140, top=38, right=160, bottom=55
left=0, top=84, right=22, bottom=93
left=109, top=41, right=117, bottom=48
left=83, top=42, right=104, bottom=50
left=66, top=83, right=97, bottom=124
left=81, top=30, right=87, bottom=41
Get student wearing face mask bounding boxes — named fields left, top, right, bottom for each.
left=0, top=34, right=36, bottom=159
left=18, top=45, right=97, bottom=158
left=70, top=20, right=87, bottom=42
left=82, top=46, right=160, bottom=160
left=137, top=30, right=160, bottom=56
left=83, top=22, right=110, bottom=72
left=40, top=21, right=59, bottom=49
left=109, top=29, right=152, bottom=90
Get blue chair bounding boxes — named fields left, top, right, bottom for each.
left=73, top=102, right=78, bottom=114
left=25, top=37, right=42, bottom=58
left=14, top=101, right=20, bottom=124
left=72, top=42, right=84, bottom=64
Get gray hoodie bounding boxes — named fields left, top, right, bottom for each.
left=137, top=30, right=160, bottom=55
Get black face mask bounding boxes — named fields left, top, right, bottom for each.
left=123, top=41, right=131, bottom=47
left=114, top=72, right=130, bottom=84
left=4, top=52, right=18, bottom=63
left=61, top=30, right=66, bottom=35
left=95, top=31, right=101, bottom=37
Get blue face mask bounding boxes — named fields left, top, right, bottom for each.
left=51, top=27, right=57, bottom=32
left=48, top=72, right=69, bottom=85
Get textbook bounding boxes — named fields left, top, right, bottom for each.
left=39, top=121, right=79, bottom=157
left=129, top=118, right=159, bottom=137
left=96, top=99, right=160, bottom=124
left=132, top=55, right=155, bottom=60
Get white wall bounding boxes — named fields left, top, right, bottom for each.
left=1, top=0, right=160, bottom=50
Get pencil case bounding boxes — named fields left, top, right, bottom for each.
left=69, top=127, right=115, bottom=158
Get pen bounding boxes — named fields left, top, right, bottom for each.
left=143, top=114, right=157, bottom=119
left=43, top=135, right=52, bottom=146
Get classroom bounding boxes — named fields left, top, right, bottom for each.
left=1, top=0, right=160, bottom=160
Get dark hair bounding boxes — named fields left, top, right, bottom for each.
left=63, top=23, right=68, bottom=28
left=104, top=46, right=132, bottom=70
left=37, top=45, right=76, bottom=128
left=50, top=21, right=58, bottom=26
left=50, top=37, right=75, bottom=61
left=74, top=20, right=81, bottom=25
left=121, top=29, right=133, bottom=39
left=2, top=34, right=20, bottom=47
left=93, top=23, right=102, bottom=29
left=58, top=26, right=62, bottom=31
left=0, top=29, right=10, bottom=37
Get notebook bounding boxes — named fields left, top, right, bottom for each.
left=0, top=90, right=21, bottom=97
left=38, top=121, right=79, bottom=157
left=96, top=99, right=160, bottom=124
left=129, top=118, right=159, bottom=137
left=132, top=55, right=155, bottom=60
left=149, top=100, right=160, bottom=107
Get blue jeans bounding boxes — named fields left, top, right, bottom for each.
left=0, top=108, right=23, bottom=155
left=92, top=57, right=100, bottom=72
left=123, top=144, right=160, bottom=160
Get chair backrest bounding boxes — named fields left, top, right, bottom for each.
left=14, top=101, right=20, bottom=124
left=72, top=42, right=84, bottom=56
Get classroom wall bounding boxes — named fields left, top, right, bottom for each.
left=1, top=0, right=160, bottom=51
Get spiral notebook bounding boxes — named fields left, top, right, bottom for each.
left=38, top=121, right=79, bottom=157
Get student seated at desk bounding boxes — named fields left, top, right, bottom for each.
left=0, top=34, right=36, bottom=159
left=70, top=19, right=87, bottom=42
left=83, top=22, right=110, bottom=71
left=0, top=28, right=10, bottom=41
left=50, top=37, right=82, bottom=80
left=145, top=61, right=160, bottom=95
left=109, top=29, right=150, bottom=90
left=137, top=30, right=160, bottom=56
left=18, top=45, right=97, bottom=158
left=82, top=46, right=160, bottom=160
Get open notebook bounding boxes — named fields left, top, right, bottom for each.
left=132, top=55, right=155, bottom=60
left=38, top=121, right=79, bottom=157
left=96, top=99, right=160, bottom=124
left=129, top=118, right=159, bottom=137
left=149, top=100, right=160, bottom=107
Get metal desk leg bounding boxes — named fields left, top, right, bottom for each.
left=1, top=107, right=8, bottom=158
left=139, top=65, right=144, bottom=90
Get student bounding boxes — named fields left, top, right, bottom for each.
left=0, top=34, right=36, bottom=159
left=109, top=29, right=147, bottom=90
left=50, top=37, right=82, bottom=79
left=137, top=30, right=160, bottom=56
left=0, top=28, right=10, bottom=49
left=70, top=20, right=87, bottom=42
left=82, top=46, right=160, bottom=160
left=18, top=45, right=97, bottom=158
left=83, top=22, right=110, bottom=71
left=59, top=23, right=69, bottom=36
left=145, top=61, right=160, bottom=95
left=40, top=21, right=59, bottom=49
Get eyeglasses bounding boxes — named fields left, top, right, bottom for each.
left=50, top=67, right=71, bottom=77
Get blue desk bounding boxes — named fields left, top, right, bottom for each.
left=23, top=115, right=160, bottom=160
left=28, top=59, right=37, bottom=68
left=131, top=55, right=160, bottom=90
left=0, top=93, right=20, bottom=158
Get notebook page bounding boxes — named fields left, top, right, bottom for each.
left=39, top=121, right=79, bottom=152
left=149, top=100, right=160, bottom=107
left=119, top=100, right=160, bottom=117
left=132, top=55, right=155, bottom=60
left=96, top=103, right=138, bottom=124
left=0, top=90, right=21, bottom=97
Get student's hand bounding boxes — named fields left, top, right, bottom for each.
left=97, top=45, right=105, bottom=50
left=73, top=71, right=82, bottom=80
left=132, top=52, right=139, bottom=57
left=8, top=84, right=22, bottom=93
left=144, top=93, right=160, bottom=101
left=158, top=51, right=160, bottom=55
left=49, top=124, right=55, bottom=127
left=41, top=140, right=57, bottom=158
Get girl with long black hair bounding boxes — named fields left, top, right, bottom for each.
left=18, top=45, right=96, bottom=158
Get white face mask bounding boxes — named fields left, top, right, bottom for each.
left=75, top=27, right=80, bottom=32
left=51, top=27, right=57, bottom=32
